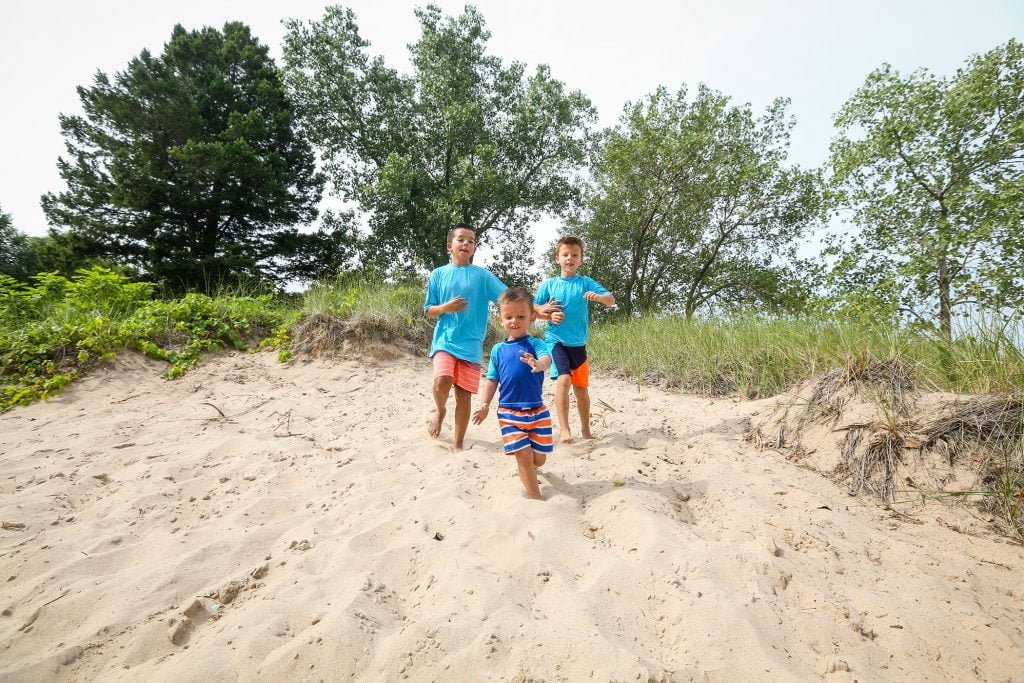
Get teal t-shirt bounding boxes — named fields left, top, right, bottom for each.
left=536, top=274, right=609, bottom=347
left=424, top=264, right=506, bottom=364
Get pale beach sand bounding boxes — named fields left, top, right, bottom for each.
left=1, top=351, right=1022, bottom=680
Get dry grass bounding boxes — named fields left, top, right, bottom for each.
left=755, top=356, right=1024, bottom=541
left=921, top=395, right=1024, bottom=457
left=919, top=395, right=1024, bottom=539
left=803, top=355, right=916, bottom=426
left=840, top=427, right=904, bottom=500
left=290, top=311, right=431, bottom=359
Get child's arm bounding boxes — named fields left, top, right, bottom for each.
left=583, top=291, right=616, bottom=306
left=534, top=298, right=563, bottom=321
left=518, top=351, right=552, bottom=373
left=472, top=379, right=498, bottom=424
left=425, top=296, right=468, bottom=317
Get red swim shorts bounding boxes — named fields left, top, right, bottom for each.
left=432, top=350, right=481, bottom=394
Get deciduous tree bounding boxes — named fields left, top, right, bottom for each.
left=282, top=4, right=595, bottom=272
left=576, top=85, right=821, bottom=317
left=828, top=39, right=1024, bottom=335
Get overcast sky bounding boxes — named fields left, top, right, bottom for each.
left=2, top=0, right=1021, bottom=242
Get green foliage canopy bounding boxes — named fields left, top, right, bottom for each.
left=828, top=39, right=1024, bottom=335
left=282, top=4, right=596, bottom=274
left=575, top=85, right=822, bottom=317
left=42, top=22, right=324, bottom=293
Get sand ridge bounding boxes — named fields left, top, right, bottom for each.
left=0, top=351, right=1022, bottom=680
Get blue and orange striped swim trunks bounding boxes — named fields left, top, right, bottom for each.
left=496, top=405, right=554, bottom=455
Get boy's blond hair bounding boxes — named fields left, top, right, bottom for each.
left=498, top=286, right=535, bottom=309
left=555, top=235, right=584, bottom=255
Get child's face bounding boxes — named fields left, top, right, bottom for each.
left=556, top=244, right=583, bottom=276
left=499, top=300, right=535, bottom=339
left=447, top=228, right=476, bottom=266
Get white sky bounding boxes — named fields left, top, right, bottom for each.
left=1, top=0, right=1021, bottom=246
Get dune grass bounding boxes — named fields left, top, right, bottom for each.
left=4, top=273, right=1022, bottom=537
left=286, top=275, right=432, bottom=360
left=588, top=315, right=1024, bottom=398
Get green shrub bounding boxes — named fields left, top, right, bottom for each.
left=0, top=267, right=289, bottom=411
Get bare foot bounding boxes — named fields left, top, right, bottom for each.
left=560, top=434, right=575, bottom=444
left=427, top=409, right=445, bottom=438
left=451, top=443, right=464, bottom=453
left=580, top=431, right=597, bottom=441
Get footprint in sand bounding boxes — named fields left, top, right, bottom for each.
left=168, top=562, right=269, bottom=646
left=168, top=597, right=219, bottom=646
left=557, top=439, right=598, bottom=457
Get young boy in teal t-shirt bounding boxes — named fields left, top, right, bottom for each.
left=424, top=224, right=506, bottom=450
left=535, top=236, right=615, bottom=444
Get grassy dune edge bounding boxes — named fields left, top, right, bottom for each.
left=3, top=272, right=1022, bottom=537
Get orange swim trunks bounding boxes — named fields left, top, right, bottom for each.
left=432, top=350, right=481, bottom=394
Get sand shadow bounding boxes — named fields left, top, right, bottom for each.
left=539, top=470, right=707, bottom=523
left=675, top=415, right=751, bottom=441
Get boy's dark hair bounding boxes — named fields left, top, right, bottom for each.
left=498, top=286, right=535, bottom=309
left=447, top=223, right=476, bottom=242
left=555, top=235, right=584, bottom=255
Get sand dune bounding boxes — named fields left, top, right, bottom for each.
left=1, top=351, right=1022, bottom=681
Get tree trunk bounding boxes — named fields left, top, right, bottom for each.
left=938, top=254, right=952, bottom=338
left=937, top=205, right=952, bottom=338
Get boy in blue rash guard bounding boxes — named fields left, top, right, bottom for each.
left=534, top=236, right=616, bottom=444
left=472, top=287, right=553, bottom=500
left=424, top=224, right=507, bottom=451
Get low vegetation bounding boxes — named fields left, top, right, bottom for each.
left=0, top=267, right=289, bottom=411
left=588, top=315, right=1024, bottom=398
left=2, top=274, right=1021, bottom=539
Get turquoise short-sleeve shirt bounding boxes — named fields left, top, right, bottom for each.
left=535, top=274, right=608, bottom=347
left=424, top=264, right=506, bottom=364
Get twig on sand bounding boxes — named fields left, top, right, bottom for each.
left=832, top=422, right=874, bottom=432
left=202, top=402, right=226, bottom=418
left=980, top=558, right=1012, bottom=570
left=43, top=590, right=71, bottom=606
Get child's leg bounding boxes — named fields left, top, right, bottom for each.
left=429, top=375, right=453, bottom=438
left=554, top=374, right=574, bottom=444
left=574, top=385, right=593, bottom=439
left=514, top=448, right=543, bottom=499
left=452, top=385, right=472, bottom=451
left=533, top=449, right=547, bottom=468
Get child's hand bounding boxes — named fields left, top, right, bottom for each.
left=519, top=351, right=544, bottom=372
left=583, top=291, right=600, bottom=302
left=443, top=295, right=467, bottom=313
left=472, top=405, right=489, bottom=424
left=538, top=299, right=563, bottom=317
left=550, top=310, right=565, bottom=324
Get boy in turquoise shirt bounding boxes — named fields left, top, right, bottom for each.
left=424, top=224, right=507, bottom=451
left=535, top=236, right=615, bottom=443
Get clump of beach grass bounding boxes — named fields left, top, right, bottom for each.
left=288, top=275, right=431, bottom=359
left=918, top=394, right=1024, bottom=539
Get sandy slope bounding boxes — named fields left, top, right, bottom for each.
left=0, top=351, right=1022, bottom=681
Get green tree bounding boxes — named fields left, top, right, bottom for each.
left=42, top=22, right=323, bottom=293
left=576, top=85, right=821, bottom=317
left=0, top=207, right=30, bottom=279
left=828, top=39, right=1024, bottom=336
left=282, top=4, right=595, bottom=272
